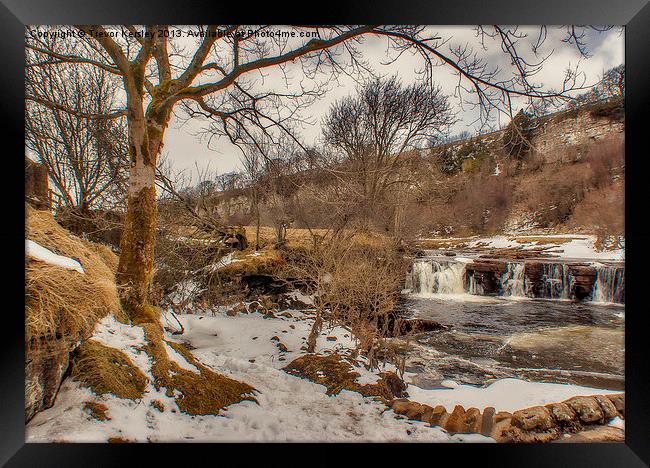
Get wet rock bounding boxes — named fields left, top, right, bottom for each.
left=564, top=396, right=604, bottom=424
left=326, top=336, right=337, bottom=341
left=568, top=264, right=597, bottom=300
left=397, top=318, right=447, bottom=336
left=464, top=260, right=506, bottom=294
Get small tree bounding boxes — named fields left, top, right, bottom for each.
left=501, top=110, right=535, bottom=160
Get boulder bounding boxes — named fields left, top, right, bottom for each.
left=554, top=425, right=624, bottom=443
left=564, top=396, right=605, bottom=424
left=509, top=406, right=560, bottom=442
left=606, top=393, right=625, bottom=417
left=444, top=405, right=467, bottom=433
left=465, top=407, right=482, bottom=433
left=545, top=402, right=580, bottom=432
left=480, top=407, right=496, bottom=437
left=594, top=395, right=619, bottom=420
left=511, top=406, right=555, bottom=432
left=490, top=411, right=514, bottom=442
left=429, top=405, right=449, bottom=428
left=25, top=338, right=74, bottom=422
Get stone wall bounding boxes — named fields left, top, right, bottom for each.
left=389, top=393, right=624, bottom=443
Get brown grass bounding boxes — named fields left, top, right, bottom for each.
left=416, top=237, right=477, bottom=249
left=71, top=340, right=148, bottom=400
left=25, top=205, right=125, bottom=346
left=83, top=401, right=110, bottom=421
left=283, top=353, right=403, bottom=400
left=142, top=323, right=255, bottom=415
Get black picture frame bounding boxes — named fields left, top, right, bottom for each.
left=3, top=1, right=649, bottom=465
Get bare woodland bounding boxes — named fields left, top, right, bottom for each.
left=25, top=25, right=624, bottom=353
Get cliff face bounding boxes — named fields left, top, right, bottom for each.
left=530, top=99, right=624, bottom=163
left=433, top=97, right=624, bottom=170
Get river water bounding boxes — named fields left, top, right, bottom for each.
left=399, top=255, right=625, bottom=391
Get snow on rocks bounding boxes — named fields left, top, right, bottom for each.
left=466, top=234, right=624, bottom=261
left=26, top=239, right=84, bottom=273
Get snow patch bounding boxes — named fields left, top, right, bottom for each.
left=406, top=378, right=619, bottom=413
left=26, top=239, right=84, bottom=273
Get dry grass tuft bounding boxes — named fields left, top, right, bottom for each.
left=83, top=401, right=110, bottom=421
left=283, top=353, right=404, bottom=400
left=71, top=340, right=148, bottom=400
left=151, top=400, right=165, bottom=412
left=25, top=204, right=125, bottom=346
left=142, top=323, right=255, bottom=415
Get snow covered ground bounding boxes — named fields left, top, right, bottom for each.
left=27, top=303, right=619, bottom=443
left=27, top=309, right=487, bottom=442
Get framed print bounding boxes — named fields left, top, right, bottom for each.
left=3, top=0, right=649, bottom=465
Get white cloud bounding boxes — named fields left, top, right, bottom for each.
left=163, top=26, right=624, bottom=179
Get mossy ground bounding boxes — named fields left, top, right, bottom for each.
left=283, top=353, right=404, bottom=401
left=83, top=401, right=110, bottom=421
left=72, top=340, right=148, bottom=400
left=142, top=323, right=255, bottom=415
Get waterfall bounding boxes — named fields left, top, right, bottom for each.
left=591, top=264, right=625, bottom=304
left=501, top=262, right=528, bottom=297
left=467, top=271, right=484, bottom=295
left=406, top=259, right=466, bottom=295
left=540, top=263, right=573, bottom=299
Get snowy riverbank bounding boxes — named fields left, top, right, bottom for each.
left=27, top=302, right=622, bottom=443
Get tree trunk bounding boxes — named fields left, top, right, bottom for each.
left=254, top=189, right=261, bottom=251
left=116, top=95, right=169, bottom=324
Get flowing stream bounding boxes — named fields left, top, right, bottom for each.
left=401, top=255, right=625, bottom=391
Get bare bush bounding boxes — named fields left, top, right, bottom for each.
left=285, top=233, right=407, bottom=367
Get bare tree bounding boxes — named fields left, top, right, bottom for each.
left=239, top=144, right=264, bottom=250
left=25, top=45, right=129, bottom=212
left=26, top=24, right=605, bottom=323
left=323, top=75, right=454, bottom=229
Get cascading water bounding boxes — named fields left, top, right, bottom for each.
left=591, top=264, right=625, bottom=304
left=501, top=262, right=528, bottom=298
left=406, top=259, right=465, bottom=295
left=467, top=272, right=484, bottom=296
left=540, top=263, right=573, bottom=300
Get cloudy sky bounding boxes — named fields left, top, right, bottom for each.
left=161, top=26, right=624, bottom=179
